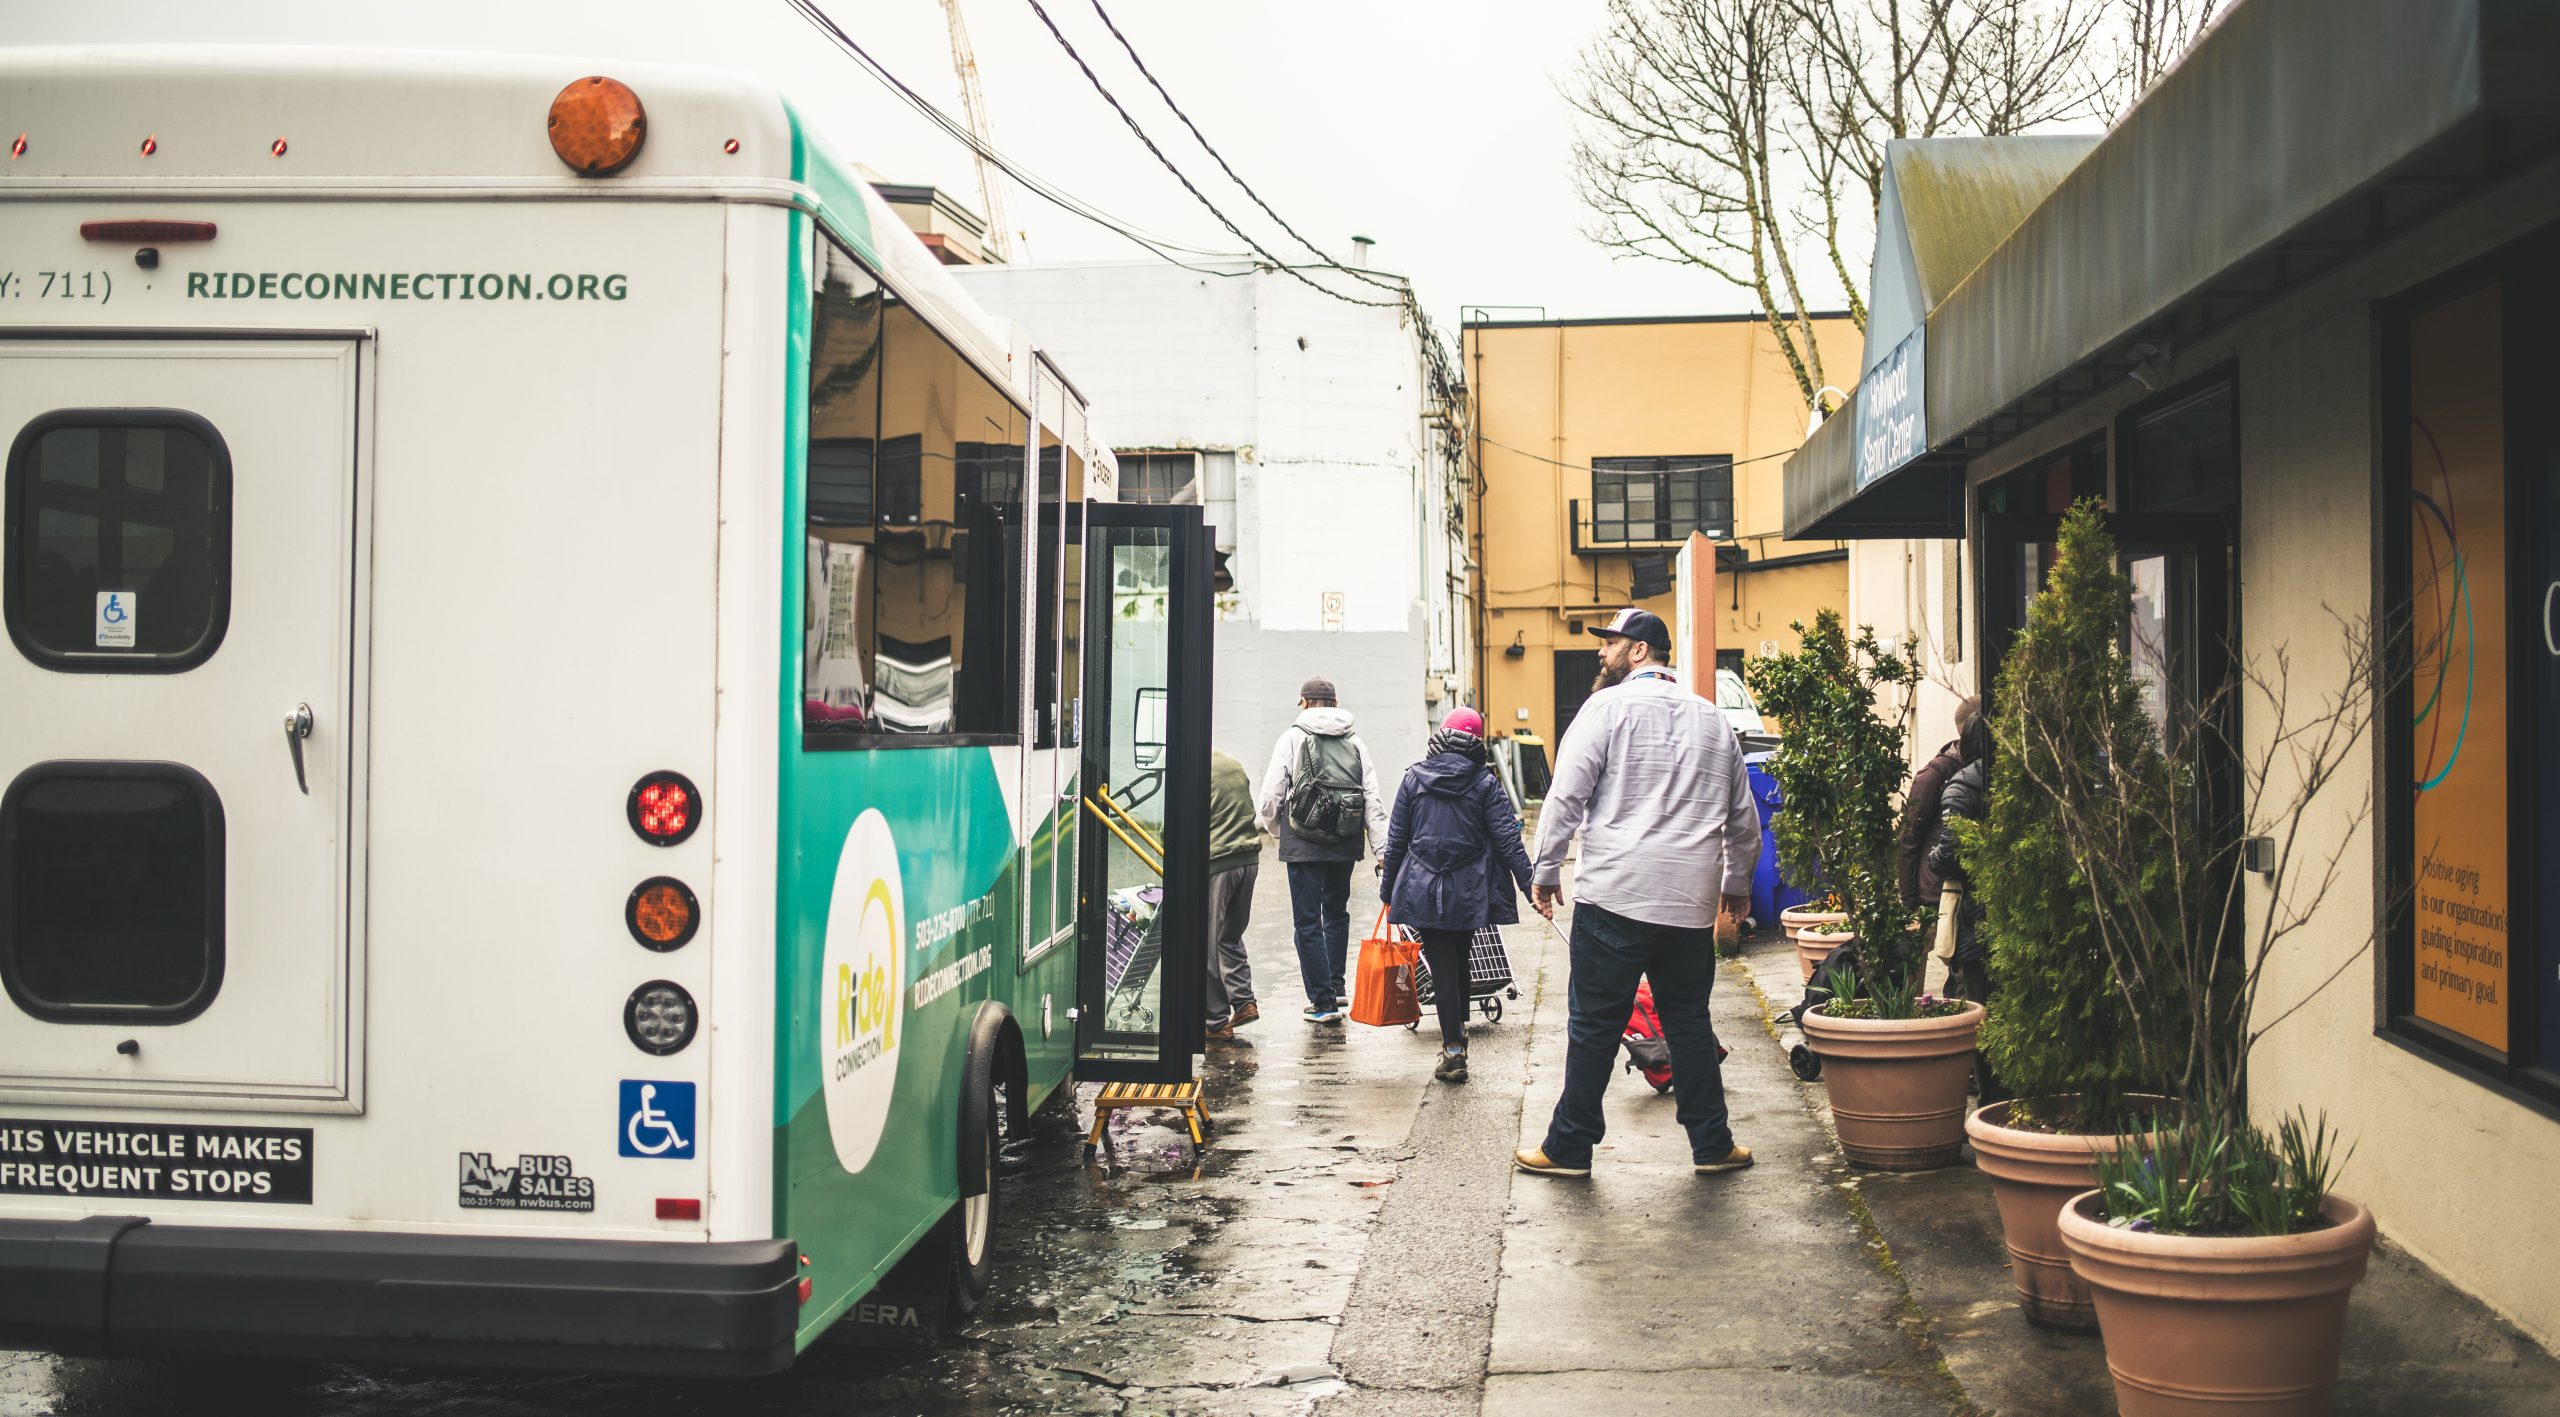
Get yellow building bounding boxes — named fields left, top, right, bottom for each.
left=1463, top=313, right=1862, bottom=745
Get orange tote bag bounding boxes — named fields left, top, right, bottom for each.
left=1351, top=906, right=1422, bottom=1027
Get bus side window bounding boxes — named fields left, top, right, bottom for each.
left=802, top=237, right=1026, bottom=745
left=804, top=241, right=883, bottom=740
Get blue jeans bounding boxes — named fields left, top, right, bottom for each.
left=1285, top=860, right=1354, bottom=1009
left=1539, top=900, right=1734, bottom=1166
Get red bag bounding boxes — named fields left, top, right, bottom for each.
left=1351, top=907, right=1421, bottom=1027
left=1622, top=980, right=1729, bottom=1094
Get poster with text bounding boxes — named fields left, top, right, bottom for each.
left=2408, top=284, right=2510, bottom=1055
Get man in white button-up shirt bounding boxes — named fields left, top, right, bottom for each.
left=1515, top=608, right=1760, bottom=1179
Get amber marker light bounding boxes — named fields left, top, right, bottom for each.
left=626, top=876, right=700, bottom=951
left=548, top=75, right=646, bottom=176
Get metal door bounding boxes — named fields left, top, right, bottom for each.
left=1073, top=503, right=1209, bottom=1083
left=0, top=338, right=366, bottom=1110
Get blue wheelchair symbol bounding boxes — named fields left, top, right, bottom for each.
left=618, top=1080, right=695, bottom=1159
left=101, top=594, right=127, bottom=625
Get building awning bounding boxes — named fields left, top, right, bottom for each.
left=1788, top=0, right=2560, bottom=539
left=1789, top=138, right=2095, bottom=537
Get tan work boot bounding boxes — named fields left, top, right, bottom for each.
left=1694, top=1146, right=1754, bottom=1174
left=1232, top=1002, right=1261, bottom=1026
left=1512, top=1148, right=1590, bottom=1178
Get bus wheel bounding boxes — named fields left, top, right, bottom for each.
left=948, top=1076, right=999, bottom=1314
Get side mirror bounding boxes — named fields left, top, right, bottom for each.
left=1133, top=685, right=1167, bottom=768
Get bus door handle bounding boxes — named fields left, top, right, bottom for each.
left=283, top=703, right=313, bottom=794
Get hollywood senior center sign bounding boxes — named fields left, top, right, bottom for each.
left=1852, top=325, right=1926, bottom=491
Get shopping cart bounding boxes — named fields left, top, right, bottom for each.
left=1405, top=924, right=1519, bottom=1025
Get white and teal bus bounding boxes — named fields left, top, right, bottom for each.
left=0, top=47, right=1212, bottom=1375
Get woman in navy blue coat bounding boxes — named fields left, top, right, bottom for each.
left=1381, top=709, right=1543, bottom=1082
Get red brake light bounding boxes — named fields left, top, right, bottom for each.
left=82, top=220, right=218, bottom=243
left=797, top=1277, right=814, bottom=1305
left=627, top=771, right=702, bottom=846
left=655, top=1197, right=702, bottom=1222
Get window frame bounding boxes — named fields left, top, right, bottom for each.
left=2375, top=226, right=2560, bottom=1118
left=4, top=407, right=234, bottom=674
left=1588, top=455, right=1734, bottom=543
left=0, top=759, right=228, bottom=1025
left=800, top=234, right=1036, bottom=754
left=1115, top=451, right=1198, bottom=506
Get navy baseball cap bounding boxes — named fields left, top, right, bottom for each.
left=1588, top=606, right=1671, bottom=656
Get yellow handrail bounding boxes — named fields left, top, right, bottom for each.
left=1081, top=793, right=1163, bottom=876
left=1093, top=781, right=1166, bottom=856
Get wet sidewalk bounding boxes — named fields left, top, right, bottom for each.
left=1722, top=928, right=2560, bottom=1417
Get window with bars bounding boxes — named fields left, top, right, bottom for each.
left=1116, top=451, right=1198, bottom=506
left=1590, top=456, right=1733, bottom=543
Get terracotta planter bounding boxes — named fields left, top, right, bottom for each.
left=1795, top=929, right=1855, bottom=982
left=1965, top=1098, right=2164, bottom=1333
left=1800, top=1001, right=1983, bottom=1169
left=2059, top=1189, right=2376, bottom=1416
left=1780, top=907, right=1845, bottom=937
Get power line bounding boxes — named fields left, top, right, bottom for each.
left=784, top=0, right=1246, bottom=276
left=1016, top=0, right=1403, bottom=309
left=1076, top=0, right=1404, bottom=295
left=1477, top=433, right=1807, bottom=475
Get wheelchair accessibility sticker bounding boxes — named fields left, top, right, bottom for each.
left=94, top=591, right=136, bottom=649
left=619, top=1080, right=695, bottom=1159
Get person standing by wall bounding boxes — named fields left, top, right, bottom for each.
left=1380, top=708, right=1547, bottom=1081
left=1256, top=677, right=1389, bottom=1024
left=1202, top=748, right=1265, bottom=1041
left=1899, top=697, right=1982, bottom=910
left=1926, top=709, right=2007, bottom=1103
left=1515, top=608, right=1761, bottom=1179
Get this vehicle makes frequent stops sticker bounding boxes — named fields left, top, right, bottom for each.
left=0, top=1118, right=312, bottom=1204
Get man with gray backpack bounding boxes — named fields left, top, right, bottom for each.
left=1256, top=677, right=1389, bottom=1023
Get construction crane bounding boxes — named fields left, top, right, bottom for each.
left=937, top=0, right=1014, bottom=262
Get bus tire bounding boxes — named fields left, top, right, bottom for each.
left=945, top=1003, right=1020, bottom=1317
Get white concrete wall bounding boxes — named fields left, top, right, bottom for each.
left=1848, top=536, right=1971, bottom=770
left=954, top=259, right=1459, bottom=789
left=1914, top=156, right=2560, bottom=1347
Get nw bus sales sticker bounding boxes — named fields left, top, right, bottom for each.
left=457, top=1152, right=594, bottom=1212
left=0, top=1118, right=313, bottom=1204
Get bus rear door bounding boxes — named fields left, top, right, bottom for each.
left=1073, top=502, right=1211, bottom=1083
left=0, top=337, right=365, bottom=1114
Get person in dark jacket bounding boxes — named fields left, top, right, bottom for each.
left=1926, top=709, right=2007, bottom=1103
left=1380, top=708, right=1544, bottom=1082
left=1202, top=749, right=1264, bottom=1040
left=1898, top=697, right=1981, bottom=908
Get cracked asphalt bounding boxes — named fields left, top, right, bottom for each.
left=0, top=865, right=2012, bottom=1417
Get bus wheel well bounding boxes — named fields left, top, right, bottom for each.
left=960, top=1003, right=1028, bottom=1196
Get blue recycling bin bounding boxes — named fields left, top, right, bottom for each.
left=1743, top=751, right=1813, bottom=927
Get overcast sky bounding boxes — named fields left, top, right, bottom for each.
left=7, top=0, right=1829, bottom=329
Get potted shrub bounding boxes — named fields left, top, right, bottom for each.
left=1750, top=614, right=1980, bottom=1170
left=1994, top=507, right=2388, bottom=1412
left=1954, top=503, right=2185, bottom=1331
left=1793, top=917, right=1852, bottom=982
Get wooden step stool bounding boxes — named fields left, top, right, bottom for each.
left=1083, top=1080, right=1212, bottom=1163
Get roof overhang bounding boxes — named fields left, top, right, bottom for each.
left=1787, top=0, right=2560, bottom=539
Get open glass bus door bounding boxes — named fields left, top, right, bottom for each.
left=1072, top=502, right=1212, bottom=1083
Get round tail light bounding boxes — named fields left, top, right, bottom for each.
left=625, top=980, right=699, bottom=1055
left=628, top=771, right=701, bottom=846
left=627, top=877, right=700, bottom=951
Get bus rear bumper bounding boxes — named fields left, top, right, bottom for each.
left=0, top=1214, right=801, bottom=1376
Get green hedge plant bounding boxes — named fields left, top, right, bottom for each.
left=1951, top=501, right=2180, bottom=1129
left=1747, top=611, right=1931, bottom=1013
